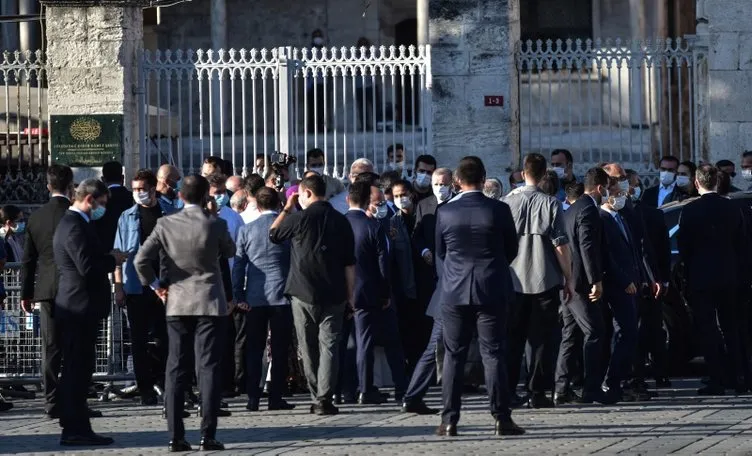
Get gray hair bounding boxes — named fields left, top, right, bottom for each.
left=483, top=178, right=503, bottom=200
left=230, top=190, right=248, bottom=210
left=433, top=167, right=452, bottom=180
left=350, top=158, right=374, bottom=173
left=74, top=178, right=109, bottom=202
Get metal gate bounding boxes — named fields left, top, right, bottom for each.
left=138, top=45, right=432, bottom=179
left=516, top=37, right=706, bottom=181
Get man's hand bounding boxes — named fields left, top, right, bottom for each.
left=651, top=282, right=663, bottom=299
left=20, top=299, right=34, bottom=314
left=227, top=299, right=236, bottom=314
left=381, top=299, right=391, bottom=310
left=422, top=250, right=434, bottom=266
left=561, top=279, right=574, bottom=304
left=284, top=193, right=299, bottom=212
left=236, top=302, right=250, bottom=312
left=114, top=285, right=125, bottom=307
left=589, top=281, right=603, bottom=302
left=625, top=282, right=637, bottom=295
left=110, top=249, right=128, bottom=264
left=155, top=287, right=168, bottom=303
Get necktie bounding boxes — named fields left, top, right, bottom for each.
left=615, top=214, right=628, bottom=242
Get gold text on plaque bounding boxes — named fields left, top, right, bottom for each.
left=69, top=117, right=102, bottom=142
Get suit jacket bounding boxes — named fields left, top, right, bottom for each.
left=564, top=194, right=604, bottom=293
left=345, top=209, right=390, bottom=309
left=620, top=200, right=657, bottom=285
left=389, top=211, right=417, bottom=300
left=642, top=184, right=686, bottom=208
left=413, top=195, right=439, bottom=258
left=435, top=191, right=518, bottom=307
left=634, top=201, right=671, bottom=284
left=135, top=205, right=236, bottom=316
left=53, top=210, right=117, bottom=320
left=94, top=185, right=133, bottom=250
left=678, top=192, right=744, bottom=291
left=21, top=196, right=71, bottom=302
left=599, top=209, right=642, bottom=292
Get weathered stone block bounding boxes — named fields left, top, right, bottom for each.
left=432, top=76, right=467, bottom=123
left=739, top=33, right=752, bottom=70
left=478, top=0, right=517, bottom=22
left=432, top=49, right=469, bottom=76
left=469, top=51, right=514, bottom=74
left=429, top=18, right=464, bottom=48
left=709, top=70, right=752, bottom=122
left=708, top=122, right=740, bottom=164
left=709, top=32, right=739, bottom=70
left=429, top=0, right=479, bottom=22
left=706, top=0, right=752, bottom=33
left=464, top=23, right=510, bottom=53
left=738, top=122, right=752, bottom=151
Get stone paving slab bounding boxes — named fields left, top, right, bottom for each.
left=2, top=379, right=752, bottom=455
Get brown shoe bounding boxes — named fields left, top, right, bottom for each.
left=435, top=424, right=457, bottom=436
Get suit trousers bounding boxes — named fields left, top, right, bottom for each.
left=290, top=297, right=345, bottom=402
left=233, top=310, right=248, bottom=392
left=687, top=289, right=739, bottom=388
left=125, top=290, right=167, bottom=397
left=404, top=317, right=443, bottom=404
left=354, top=305, right=408, bottom=395
left=396, top=297, right=432, bottom=375
left=603, top=292, right=638, bottom=391
left=336, top=315, right=358, bottom=398
left=39, top=300, right=62, bottom=411
left=441, top=304, right=510, bottom=426
left=634, top=295, right=668, bottom=380
left=555, top=292, right=605, bottom=395
left=736, top=287, right=752, bottom=386
left=165, top=316, right=225, bottom=440
left=507, top=288, right=560, bottom=394
left=245, top=305, right=293, bottom=403
left=57, top=315, right=98, bottom=435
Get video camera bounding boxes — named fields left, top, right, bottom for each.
left=270, top=152, right=296, bottom=191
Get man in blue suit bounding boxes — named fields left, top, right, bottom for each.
left=345, top=180, right=408, bottom=404
left=434, top=156, right=524, bottom=437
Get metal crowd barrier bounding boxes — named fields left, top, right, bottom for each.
left=0, top=262, right=133, bottom=386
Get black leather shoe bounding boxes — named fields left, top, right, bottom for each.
left=401, top=401, right=438, bottom=415
left=198, top=437, right=224, bottom=451
left=140, top=395, right=159, bottom=406
left=553, top=390, right=579, bottom=406
left=358, top=391, right=385, bottom=405
left=0, top=400, right=13, bottom=412
left=162, top=407, right=191, bottom=419
left=655, top=378, right=672, bottom=388
left=495, top=418, right=525, bottom=436
left=527, top=392, right=555, bottom=408
left=197, top=405, right=232, bottom=417
left=509, top=393, right=528, bottom=409
left=313, top=400, right=339, bottom=415
left=268, top=399, right=296, bottom=411
left=435, top=424, right=457, bottom=436
left=87, top=408, right=103, bottom=418
left=60, top=432, right=114, bottom=446
left=698, top=386, right=725, bottom=396
left=168, top=439, right=192, bottom=452
left=246, top=398, right=260, bottom=411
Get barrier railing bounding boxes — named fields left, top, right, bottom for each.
left=0, top=262, right=132, bottom=385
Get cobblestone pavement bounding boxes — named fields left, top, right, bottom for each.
left=1, top=378, right=752, bottom=455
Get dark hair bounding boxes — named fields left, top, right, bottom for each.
left=181, top=174, right=209, bottom=205
left=132, top=168, right=157, bottom=188
left=74, top=178, right=110, bottom=203
left=387, top=143, right=404, bottom=154
left=307, top=148, right=325, bottom=161
left=680, top=160, right=697, bottom=176
left=583, top=167, right=609, bottom=192
left=455, top=156, right=486, bottom=186
left=348, top=180, right=372, bottom=208
left=659, top=155, right=680, bottom=168
left=101, top=161, right=123, bottom=183
left=743, top=151, right=752, bottom=159
left=538, top=170, right=560, bottom=196
left=391, top=179, right=414, bottom=195
left=244, top=174, right=265, bottom=196
left=299, top=174, right=326, bottom=197
left=551, top=149, right=573, bottom=164
left=523, top=153, right=547, bottom=181
left=220, top=159, right=233, bottom=177
left=255, top=186, right=280, bottom=211
left=379, top=170, right=401, bottom=195
left=206, top=173, right=228, bottom=188
left=415, top=154, right=437, bottom=170
left=717, top=170, right=731, bottom=195
left=696, top=164, right=718, bottom=191
left=47, top=164, right=73, bottom=194
left=0, top=205, right=22, bottom=225
left=354, top=171, right=380, bottom=187
left=565, top=182, right=585, bottom=200
left=716, top=159, right=734, bottom=168
left=508, top=169, right=522, bottom=187
left=203, top=156, right=224, bottom=171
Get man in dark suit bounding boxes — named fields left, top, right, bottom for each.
left=94, top=161, right=133, bottom=251
left=346, top=180, right=407, bottom=403
left=555, top=167, right=612, bottom=405
left=53, top=179, right=127, bottom=446
left=678, top=164, right=745, bottom=395
left=20, top=164, right=75, bottom=419
left=434, top=156, right=523, bottom=437
left=641, top=155, right=687, bottom=207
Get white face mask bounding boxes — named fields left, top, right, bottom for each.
left=631, top=187, right=642, bottom=201
left=298, top=191, right=310, bottom=210
left=611, top=195, right=627, bottom=211
left=312, top=37, right=325, bottom=46
left=415, top=172, right=431, bottom=189
left=390, top=161, right=404, bottom=171
left=395, top=196, right=412, bottom=211
left=373, top=204, right=388, bottom=219
left=552, top=167, right=566, bottom=179
left=659, top=170, right=676, bottom=186
left=133, top=190, right=152, bottom=206
left=309, top=166, right=325, bottom=176
left=675, top=175, right=691, bottom=188
left=742, top=169, right=752, bottom=181
left=618, top=180, right=630, bottom=193
left=433, top=184, right=451, bottom=202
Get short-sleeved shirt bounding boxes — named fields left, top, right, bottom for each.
left=502, top=185, right=569, bottom=294
left=270, top=200, right=355, bottom=306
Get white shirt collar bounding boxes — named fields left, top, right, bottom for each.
left=184, top=203, right=199, bottom=209
left=348, top=207, right=367, bottom=214
left=107, top=184, right=122, bottom=189
left=51, top=193, right=70, bottom=202
left=259, top=210, right=277, bottom=215
left=600, top=205, right=618, bottom=216
left=68, top=206, right=90, bottom=223
left=447, top=189, right=481, bottom=203
left=661, top=181, right=676, bottom=191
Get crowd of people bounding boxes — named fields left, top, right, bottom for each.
left=0, top=144, right=751, bottom=450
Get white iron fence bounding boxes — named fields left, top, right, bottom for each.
left=139, top=45, right=432, bottom=179
left=516, top=37, right=705, bottom=180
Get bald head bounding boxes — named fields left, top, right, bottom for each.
left=230, top=189, right=248, bottom=213
left=226, top=175, right=243, bottom=193
left=602, top=163, right=626, bottom=179
left=349, top=158, right=374, bottom=182
left=156, top=164, right=181, bottom=198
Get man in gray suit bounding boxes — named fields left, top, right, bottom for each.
left=135, top=174, right=236, bottom=452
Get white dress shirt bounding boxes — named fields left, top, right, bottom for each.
left=657, top=182, right=676, bottom=207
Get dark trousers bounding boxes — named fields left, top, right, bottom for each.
left=233, top=310, right=248, bottom=392
left=555, top=292, right=605, bottom=395
left=687, top=289, right=739, bottom=388
left=507, top=288, right=560, bottom=394
left=220, top=315, right=236, bottom=392
left=354, top=305, right=408, bottom=395
left=165, top=316, right=225, bottom=440
left=634, top=296, right=668, bottom=380
left=245, top=306, right=293, bottom=403
left=441, top=304, right=510, bottom=426
left=336, top=315, right=358, bottom=398
left=57, top=315, right=98, bottom=435
left=404, top=317, right=443, bottom=404
left=737, top=287, right=752, bottom=386
left=125, top=290, right=167, bottom=396
left=603, top=292, right=638, bottom=391
left=39, top=301, right=62, bottom=411
left=396, top=297, right=432, bottom=376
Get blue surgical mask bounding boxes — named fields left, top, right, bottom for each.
left=91, top=205, right=106, bottom=221
left=174, top=198, right=184, bottom=210
left=13, top=221, right=25, bottom=234
left=174, top=178, right=182, bottom=192
left=214, top=193, right=229, bottom=207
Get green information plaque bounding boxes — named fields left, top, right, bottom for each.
left=51, top=114, right=123, bottom=167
